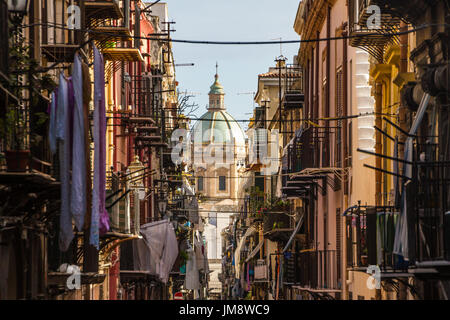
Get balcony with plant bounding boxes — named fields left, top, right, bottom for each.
left=1, top=34, right=56, bottom=175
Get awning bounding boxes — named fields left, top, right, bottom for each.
left=234, top=226, right=256, bottom=278
left=282, top=212, right=304, bottom=253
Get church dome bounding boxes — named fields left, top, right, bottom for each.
left=190, top=68, right=246, bottom=146
left=191, top=110, right=246, bottom=145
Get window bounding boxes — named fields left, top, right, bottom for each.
left=197, top=176, right=204, bottom=191
left=335, top=68, right=343, bottom=168
left=255, top=172, right=264, bottom=193
left=218, top=176, right=226, bottom=191
left=348, top=122, right=353, bottom=167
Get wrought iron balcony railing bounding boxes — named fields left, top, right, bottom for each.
left=41, top=0, right=83, bottom=62
left=348, top=0, right=401, bottom=63
left=85, top=0, right=123, bottom=21
left=105, top=171, right=141, bottom=236
left=296, top=249, right=340, bottom=291
left=413, top=159, right=450, bottom=262
left=345, top=205, right=409, bottom=272
left=282, top=64, right=304, bottom=110
left=281, top=126, right=319, bottom=198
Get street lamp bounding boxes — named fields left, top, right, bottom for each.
left=126, top=155, right=146, bottom=200
left=158, top=192, right=168, bottom=217
left=7, top=0, right=29, bottom=13
left=8, top=0, right=29, bottom=30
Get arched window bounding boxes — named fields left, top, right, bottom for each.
left=219, top=175, right=226, bottom=191
left=197, top=176, right=204, bottom=191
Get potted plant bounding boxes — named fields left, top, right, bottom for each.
left=262, top=197, right=291, bottom=234
left=0, top=107, right=30, bottom=172
left=1, top=31, right=54, bottom=172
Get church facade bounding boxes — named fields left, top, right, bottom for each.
left=190, top=68, right=246, bottom=298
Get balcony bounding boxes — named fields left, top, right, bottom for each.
left=262, top=203, right=292, bottom=242
left=87, top=0, right=131, bottom=48
left=254, top=106, right=265, bottom=129
left=102, top=47, right=144, bottom=62
left=412, top=159, right=450, bottom=267
left=41, top=0, right=82, bottom=62
left=105, top=171, right=141, bottom=237
left=1, top=91, right=56, bottom=182
left=372, top=0, right=436, bottom=26
left=295, top=250, right=340, bottom=294
left=348, top=0, right=401, bottom=63
left=345, top=205, right=409, bottom=273
left=282, top=65, right=304, bottom=110
left=85, top=0, right=123, bottom=20
left=281, top=127, right=320, bottom=198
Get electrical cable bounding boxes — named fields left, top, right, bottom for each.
left=103, top=111, right=398, bottom=123
left=18, top=22, right=449, bottom=45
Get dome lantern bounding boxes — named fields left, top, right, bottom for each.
left=191, top=66, right=246, bottom=147
left=208, top=62, right=225, bottom=110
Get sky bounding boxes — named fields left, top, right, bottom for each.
left=161, top=0, right=301, bottom=131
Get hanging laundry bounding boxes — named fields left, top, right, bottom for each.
left=133, top=238, right=152, bottom=271
left=48, top=90, right=58, bottom=154
left=184, top=247, right=200, bottom=290
left=70, top=53, right=86, bottom=231
left=138, top=220, right=179, bottom=283
left=159, top=221, right=179, bottom=283
left=91, top=45, right=109, bottom=248
left=57, top=73, right=74, bottom=252
left=81, top=59, right=92, bottom=231
left=194, top=233, right=206, bottom=271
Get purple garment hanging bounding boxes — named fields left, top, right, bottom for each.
left=246, top=262, right=250, bottom=291
left=67, top=77, right=75, bottom=162
left=91, top=45, right=110, bottom=248
left=48, top=89, right=58, bottom=155
left=58, top=73, right=74, bottom=252
left=70, top=53, right=86, bottom=231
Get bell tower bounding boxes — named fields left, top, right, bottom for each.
left=208, top=62, right=225, bottom=110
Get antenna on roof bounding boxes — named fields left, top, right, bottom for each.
left=237, top=92, right=256, bottom=108
left=271, top=37, right=283, bottom=57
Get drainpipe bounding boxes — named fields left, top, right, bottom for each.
left=375, top=82, right=382, bottom=208
left=342, top=21, right=349, bottom=300
left=397, top=23, right=411, bottom=300
left=323, top=4, right=331, bottom=288
left=374, top=81, right=382, bottom=300
left=397, top=21, right=409, bottom=171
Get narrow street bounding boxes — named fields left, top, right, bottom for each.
left=0, top=0, right=449, bottom=302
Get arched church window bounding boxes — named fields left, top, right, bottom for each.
left=219, top=176, right=226, bottom=191
left=197, top=176, right=204, bottom=191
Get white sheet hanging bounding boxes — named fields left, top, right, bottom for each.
left=234, top=226, right=256, bottom=278
left=184, top=247, right=200, bottom=290
left=393, top=93, right=431, bottom=260
left=139, top=220, right=179, bottom=283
